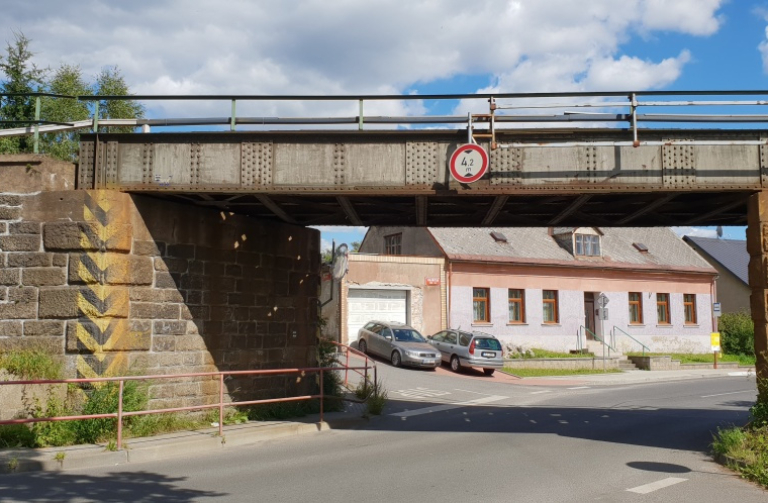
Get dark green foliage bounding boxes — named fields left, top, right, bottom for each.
left=39, top=64, right=91, bottom=161
left=93, top=66, right=145, bottom=133
left=73, top=381, right=148, bottom=444
left=718, top=311, right=754, bottom=357
left=0, top=31, right=47, bottom=154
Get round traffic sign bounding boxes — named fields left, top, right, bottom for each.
left=449, top=143, right=489, bottom=183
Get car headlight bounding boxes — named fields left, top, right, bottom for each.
left=405, top=350, right=419, bottom=357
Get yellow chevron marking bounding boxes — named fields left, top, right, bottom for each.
left=76, top=285, right=130, bottom=320
left=74, top=319, right=144, bottom=358
left=76, top=352, right=128, bottom=380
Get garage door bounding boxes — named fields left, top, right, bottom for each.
left=347, top=289, right=407, bottom=343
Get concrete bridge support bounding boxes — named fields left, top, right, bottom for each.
left=747, top=192, right=768, bottom=398
left=0, top=156, right=320, bottom=406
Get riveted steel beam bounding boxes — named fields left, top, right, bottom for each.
left=337, top=196, right=363, bottom=226
left=256, top=195, right=297, bottom=224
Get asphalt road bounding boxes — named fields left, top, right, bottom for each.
left=1, top=365, right=765, bottom=502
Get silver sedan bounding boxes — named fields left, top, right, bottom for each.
left=357, top=321, right=441, bottom=369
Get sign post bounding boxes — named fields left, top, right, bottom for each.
left=711, top=332, right=721, bottom=369
left=596, top=294, right=609, bottom=372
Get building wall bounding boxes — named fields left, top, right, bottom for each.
left=328, top=254, right=445, bottom=344
left=360, top=227, right=443, bottom=257
left=684, top=241, right=750, bottom=314
left=0, top=188, right=320, bottom=406
left=449, top=262, right=715, bottom=353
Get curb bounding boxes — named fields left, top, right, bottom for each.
left=0, top=413, right=370, bottom=475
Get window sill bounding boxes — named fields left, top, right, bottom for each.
left=628, top=324, right=645, bottom=327
left=684, top=324, right=699, bottom=328
left=541, top=323, right=561, bottom=327
left=656, top=324, right=672, bottom=328
left=471, top=323, right=493, bottom=327
left=507, top=322, right=528, bottom=326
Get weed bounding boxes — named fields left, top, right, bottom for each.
left=54, top=451, right=65, bottom=466
left=354, top=378, right=374, bottom=400
left=0, top=347, right=63, bottom=380
left=104, top=439, right=117, bottom=452
left=365, top=380, right=388, bottom=416
left=7, top=457, right=18, bottom=472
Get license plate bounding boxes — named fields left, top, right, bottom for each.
left=481, top=352, right=496, bottom=358
left=422, top=359, right=434, bottom=364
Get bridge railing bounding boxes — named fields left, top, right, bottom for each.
left=0, top=343, right=374, bottom=450
left=4, top=90, right=768, bottom=150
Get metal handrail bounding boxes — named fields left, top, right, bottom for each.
left=611, top=326, right=650, bottom=356
left=6, top=89, right=768, bottom=152
left=579, top=325, right=617, bottom=354
left=0, top=342, right=374, bottom=450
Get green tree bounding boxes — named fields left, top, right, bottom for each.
left=0, top=31, right=47, bottom=153
left=93, top=66, right=145, bottom=133
left=39, top=64, right=91, bottom=161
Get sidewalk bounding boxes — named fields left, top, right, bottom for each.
left=0, top=367, right=755, bottom=475
left=0, top=407, right=369, bottom=475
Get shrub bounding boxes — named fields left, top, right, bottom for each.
left=719, top=311, right=754, bottom=357
left=73, top=381, right=148, bottom=444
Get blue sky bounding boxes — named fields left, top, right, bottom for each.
left=2, top=0, right=764, bottom=248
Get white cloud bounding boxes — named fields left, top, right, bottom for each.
left=0, top=0, right=725, bottom=119
left=671, top=226, right=718, bottom=238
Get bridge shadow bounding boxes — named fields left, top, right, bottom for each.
left=0, top=470, right=225, bottom=502
left=346, top=398, right=751, bottom=454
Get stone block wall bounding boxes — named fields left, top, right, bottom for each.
left=0, top=188, right=320, bottom=408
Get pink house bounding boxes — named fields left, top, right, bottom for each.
left=326, top=226, right=717, bottom=354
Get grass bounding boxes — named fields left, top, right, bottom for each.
left=712, top=425, right=768, bottom=487
left=507, top=348, right=590, bottom=359
left=502, top=368, right=623, bottom=377
left=626, top=352, right=756, bottom=366
left=0, top=348, right=63, bottom=380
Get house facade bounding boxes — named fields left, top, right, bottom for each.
left=336, top=226, right=718, bottom=354
left=683, top=236, right=749, bottom=314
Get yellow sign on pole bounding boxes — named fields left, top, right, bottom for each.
left=711, top=332, right=721, bottom=352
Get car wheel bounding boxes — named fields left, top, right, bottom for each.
left=358, top=339, right=367, bottom=355
left=391, top=351, right=402, bottom=367
left=450, top=355, right=461, bottom=373
left=483, top=368, right=495, bottom=376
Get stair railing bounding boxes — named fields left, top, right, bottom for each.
left=579, top=325, right=617, bottom=357
left=610, top=326, right=650, bottom=356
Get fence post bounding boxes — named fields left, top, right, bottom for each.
left=320, top=369, right=324, bottom=423
left=344, top=349, right=349, bottom=386
left=218, top=374, right=224, bottom=438
left=117, top=380, right=124, bottom=450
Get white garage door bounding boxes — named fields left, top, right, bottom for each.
left=347, top=289, right=408, bottom=343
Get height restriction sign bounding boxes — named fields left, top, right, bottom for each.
left=449, top=144, right=489, bottom=183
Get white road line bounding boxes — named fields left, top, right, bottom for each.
left=626, top=477, right=687, bottom=494
left=567, top=386, right=590, bottom=390
left=529, top=390, right=552, bottom=395
left=701, top=390, right=755, bottom=398
left=728, top=371, right=755, bottom=377
left=390, top=395, right=507, bottom=417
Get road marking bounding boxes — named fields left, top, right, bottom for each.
left=701, top=390, right=755, bottom=398
left=728, top=371, right=755, bottom=377
left=392, top=387, right=452, bottom=399
left=390, top=395, right=507, bottom=417
left=627, top=477, right=687, bottom=494
left=567, top=386, right=590, bottom=390
left=529, top=390, right=552, bottom=395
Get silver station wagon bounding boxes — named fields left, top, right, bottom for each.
left=357, top=321, right=441, bottom=369
left=428, top=330, right=504, bottom=375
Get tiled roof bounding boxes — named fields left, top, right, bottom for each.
left=683, top=236, right=748, bottom=285
left=427, top=227, right=715, bottom=272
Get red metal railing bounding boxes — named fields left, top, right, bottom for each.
left=326, top=340, right=377, bottom=390
left=0, top=344, right=375, bottom=450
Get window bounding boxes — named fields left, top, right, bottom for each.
left=459, top=332, right=472, bottom=346
left=384, top=233, right=402, bottom=255
left=657, top=293, right=670, bottom=324
left=542, top=290, right=559, bottom=323
left=628, top=292, right=643, bottom=324
left=473, top=288, right=490, bottom=323
left=575, top=233, right=601, bottom=257
left=684, top=294, right=697, bottom=324
left=508, top=289, right=525, bottom=323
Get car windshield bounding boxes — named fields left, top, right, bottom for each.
left=474, top=338, right=502, bottom=350
left=393, top=329, right=426, bottom=343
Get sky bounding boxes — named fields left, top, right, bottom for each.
left=1, top=0, right=764, bottom=250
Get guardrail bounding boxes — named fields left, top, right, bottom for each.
left=579, top=325, right=618, bottom=355
left=0, top=343, right=374, bottom=450
left=610, top=326, right=651, bottom=356
left=4, top=90, right=768, bottom=152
